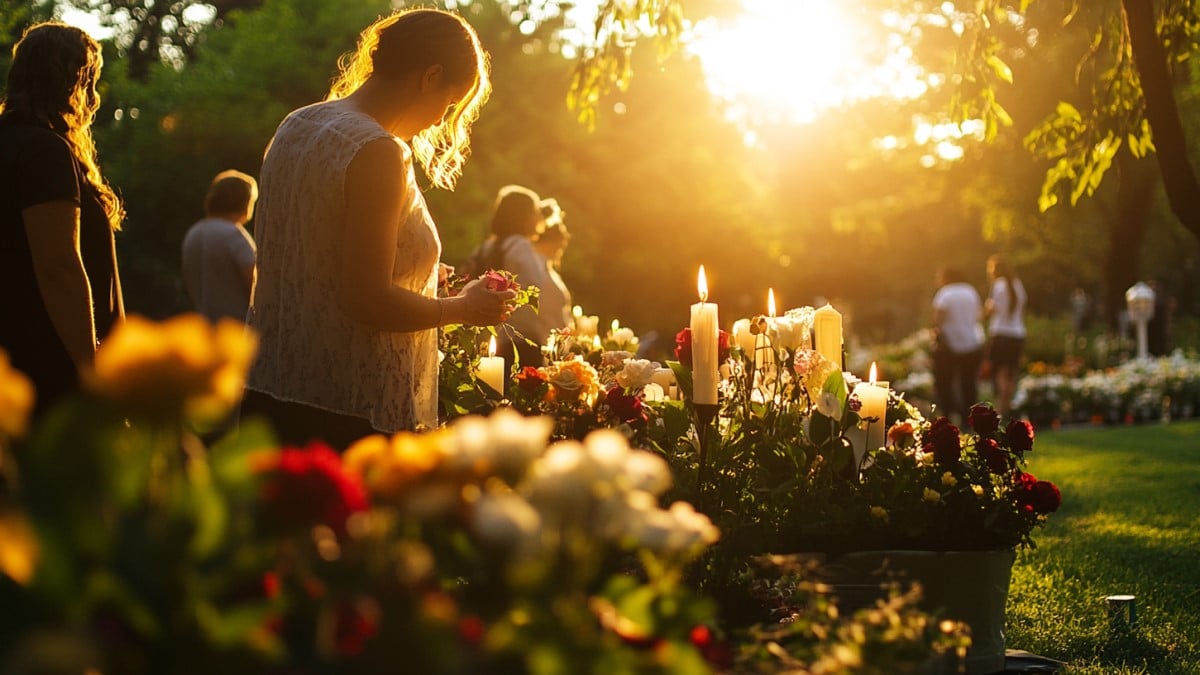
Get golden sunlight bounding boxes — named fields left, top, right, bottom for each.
left=688, top=0, right=927, bottom=124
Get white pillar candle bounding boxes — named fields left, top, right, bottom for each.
left=643, top=382, right=666, bottom=402
left=479, top=335, right=505, bottom=396
left=690, top=265, right=719, bottom=405
left=813, top=303, right=843, bottom=368
left=856, top=362, right=888, bottom=453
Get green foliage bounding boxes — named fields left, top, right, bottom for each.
left=1006, top=421, right=1200, bottom=673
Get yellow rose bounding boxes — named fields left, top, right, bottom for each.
left=0, top=350, right=34, bottom=439
left=941, top=472, right=958, bottom=487
left=923, top=487, right=941, bottom=503
left=869, top=505, right=889, bottom=522
left=86, top=315, right=257, bottom=424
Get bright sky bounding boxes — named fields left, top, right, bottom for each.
left=686, top=0, right=929, bottom=124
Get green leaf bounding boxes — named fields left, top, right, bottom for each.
left=666, top=360, right=694, bottom=402
left=1055, top=101, right=1082, bottom=121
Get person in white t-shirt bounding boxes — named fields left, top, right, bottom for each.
left=931, top=266, right=985, bottom=425
left=984, top=255, right=1026, bottom=417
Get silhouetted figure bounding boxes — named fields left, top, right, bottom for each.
left=0, top=23, right=125, bottom=419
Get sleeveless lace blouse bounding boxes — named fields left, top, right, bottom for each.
left=247, top=99, right=441, bottom=432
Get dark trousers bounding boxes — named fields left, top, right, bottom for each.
left=238, top=389, right=380, bottom=450
left=933, top=348, right=983, bottom=424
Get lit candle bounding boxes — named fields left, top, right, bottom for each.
left=611, top=318, right=620, bottom=335
left=572, top=305, right=584, bottom=332
left=813, top=303, right=843, bottom=369
left=768, top=288, right=776, bottom=320
left=856, top=362, right=888, bottom=454
left=592, top=334, right=601, bottom=351
left=479, top=335, right=505, bottom=396
left=690, top=266, right=719, bottom=405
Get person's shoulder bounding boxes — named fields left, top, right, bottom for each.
left=0, top=121, right=72, bottom=159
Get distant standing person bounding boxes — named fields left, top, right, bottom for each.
left=931, top=266, right=984, bottom=425
left=983, top=255, right=1026, bottom=417
left=467, top=184, right=553, bottom=369
left=181, top=170, right=258, bottom=323
left=0, top=23, right=125, bottom=418
left=532, top=198, right=572, bottom=337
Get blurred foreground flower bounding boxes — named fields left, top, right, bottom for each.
left=0, top=349, right=34, bottom=439
left=0, top=510, right=38, bottom=584
left=85, top=314, right=257, bottom=425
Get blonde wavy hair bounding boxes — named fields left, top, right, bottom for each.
left=326, top=9, right=490, bottom=190
left=1, top=22, right=124, bottom=228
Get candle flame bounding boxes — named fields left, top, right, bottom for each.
left=768, top=288, right=776, bottom=318
left=488, top=335, right=497, bottom=357
left=573, top=305, right=583, bottom=318
left=697, top=265, right=709, bottom=303
left=593, top=334, right=601, bottom=349
left=869, top=361, right=878, bottom=385
left=611, top=318, right=620, bottom=333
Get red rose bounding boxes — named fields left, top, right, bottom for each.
left=968, top=404, right=1000, bottom=435
left=978, top=437, right=1009, bottom=474
left=674, top=327, right=731, bottom=369
left=923, top=417, right=961, bottom=465
left=481, top=270, right=519, bottom=292
left=606, top=384, right=646, bottom=425
left=257, top=441, right=369, bottom=536
left=674, top=328, right=693, bottom=368
left=1031, top=479, right=1062, bottom=513
left=1005, top=420, right=1035, bottom=453
left=459, top=615, right=485, bottom=646
left=515, top=365, right=548, bottom=393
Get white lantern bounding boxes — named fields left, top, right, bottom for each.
left=1125, top=282, right=1156, bottom=360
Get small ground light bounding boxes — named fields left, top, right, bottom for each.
left=1106, top=594, right=1137, bottom=629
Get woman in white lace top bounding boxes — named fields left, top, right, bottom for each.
left=243, top=9, right=514, bottom=446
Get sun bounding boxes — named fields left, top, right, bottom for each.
left=688, top=0, right=918, bottom=124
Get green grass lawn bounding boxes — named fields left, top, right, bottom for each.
left=1006, top=420, right=1200, bottom=674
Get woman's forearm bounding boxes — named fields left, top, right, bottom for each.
left=24, top=203, right=98, bottom=368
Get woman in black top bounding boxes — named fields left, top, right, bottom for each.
left=0, top=23, right=125, bottom=417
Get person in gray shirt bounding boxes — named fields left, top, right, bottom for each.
left=182, top=170, right=258, bottom=322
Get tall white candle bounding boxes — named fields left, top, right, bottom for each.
left=690, top=265, right=719, bottom=405
left=856, top=362, right=888, bottom=453
left=813, top=303, right=843, bottom=368
left=479, top=335, right=505, bottom=396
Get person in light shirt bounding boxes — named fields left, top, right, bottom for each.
left=181, top=170, right=258, bottom=323
left=931, top=266, right=985, bottom=425
left=242, top=9, right=513, bottom=447
left=983, top=255, right=1026, bottom=417
left=531, top=199, right=573, bottom=339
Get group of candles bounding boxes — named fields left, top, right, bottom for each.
left=690, top=266, right=892, bottom=451
left=477, top=266, right=892, bottom=453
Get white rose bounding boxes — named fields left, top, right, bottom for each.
left=616, top=358, right=660, bottom=390
left=621, top=450, right=672, bottom=496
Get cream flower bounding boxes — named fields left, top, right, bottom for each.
left=615, top=359, right=660, bottom=390
left=923, top=487, right=941, bottom=503
left=815, top=390, right=842, bottom=418
left=870, top=506, right=889, bottom=522
left=941, top=472, right=958, bottom=487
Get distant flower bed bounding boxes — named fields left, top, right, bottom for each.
left=1014, top=352, right=1200, bottom=425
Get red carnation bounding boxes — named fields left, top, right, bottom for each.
left=968, top=404, right=1000, bottom=435
left=257, top=441, right=369, bottom=536
left=1005, top=419, right=1035, bottom=453
left=923, top=417, right=961, bottom=465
